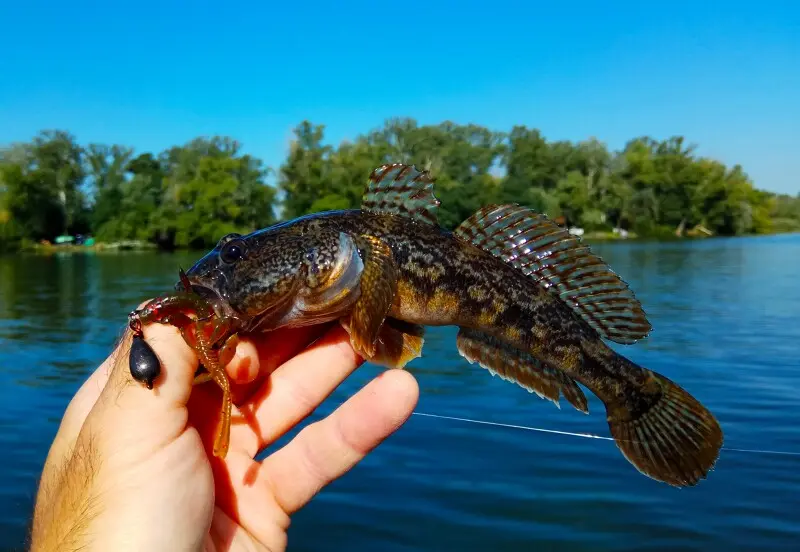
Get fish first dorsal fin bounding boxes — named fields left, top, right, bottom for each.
left=362, top=164, right=441, bottom=225
left=454, top=204, right=652, bottom=344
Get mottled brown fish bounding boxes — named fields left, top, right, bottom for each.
left=134, top=163, right=723, bottom=487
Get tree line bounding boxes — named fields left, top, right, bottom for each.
left=1, top=118, right=798, bottom=252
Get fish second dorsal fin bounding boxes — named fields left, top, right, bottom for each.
left=454, top=204, right=652, bottom=345
left=362, top=164, right=441, bottom=225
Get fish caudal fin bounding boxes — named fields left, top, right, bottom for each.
left=605, top=371, right=723, bottom=487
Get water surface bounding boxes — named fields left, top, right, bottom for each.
left=1, top=235, right=799, bottom=550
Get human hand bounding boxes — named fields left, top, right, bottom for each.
left=30, top=316, right=419, bottom=551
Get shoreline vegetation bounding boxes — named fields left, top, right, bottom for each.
left=2, top=119, right=799, bottom=254
left=22, top=226, right=800, bottom=257
left=18, top=231, right=633, bottom=255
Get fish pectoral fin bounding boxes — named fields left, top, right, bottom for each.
left=454, top=204, right=651, bottom=345
left=456, top=327, right=589, bottom=414
left=341, top=317, right=425, bottom=369
left=361, top=164, right=441, bottom=225
left=347, top=234, right=398, bottom=358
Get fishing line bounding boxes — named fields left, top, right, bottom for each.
left=411, top=411, right=800, bottom=457
left=412, top=411, right=615, bottom=441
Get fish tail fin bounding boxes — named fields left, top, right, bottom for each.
left=603, top=360, right=723, bottom=487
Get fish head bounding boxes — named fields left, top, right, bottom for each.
left=180, top=226, right=364, bottom=332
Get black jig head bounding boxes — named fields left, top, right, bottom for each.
left=129, top=334, right=161, bottom=390
left=127, top=308, right=160, bottom=390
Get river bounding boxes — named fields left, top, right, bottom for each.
left=1, top=234, right=799, bottom=551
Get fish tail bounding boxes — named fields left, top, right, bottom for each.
left=601, top=354, right=723, bottom=487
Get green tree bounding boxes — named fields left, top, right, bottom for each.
left=0, top=159, right=66, bottom=241
left=31, top=130, right=90, bottom=235
left=152, top=137, right=276, bottom=248
left=93, top=152, right=166, bottom=243
left=278, top=122, right=333, bottom=219
left=0, top=131, right=89, bottom=240
left=87, top=143, right=134, bottom=234
left=2, top=119, right=795, bottom=252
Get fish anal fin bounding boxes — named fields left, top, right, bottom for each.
left=454, top=204, right=651, bottom=345
left=361, top=164, right=441, bottom=225
left=456, top=327, right=589, bottom=414
left=347, top=234, right=398, bottom=358
left=342, top=317, right=425, bottom=369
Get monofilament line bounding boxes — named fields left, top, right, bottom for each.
left=412, top=411, right=614, bottom=440
left=411, top=411, right=800, bottom=457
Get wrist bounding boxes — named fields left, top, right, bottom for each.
left=31, top=427, right=213, bottom=552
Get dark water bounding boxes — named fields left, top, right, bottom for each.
left=1, top=235, right=799, bottom=550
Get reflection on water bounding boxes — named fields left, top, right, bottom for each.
left=1, top=235, right=800, bottom=550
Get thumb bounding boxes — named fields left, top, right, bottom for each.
left=35, top=301, right=195, bottom=479
left=107, top=321, right=200, bottom=409
left=75, top=321, right=203, bottom=465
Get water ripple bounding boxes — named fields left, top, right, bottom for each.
left=1, top=236, right=800, bottom=550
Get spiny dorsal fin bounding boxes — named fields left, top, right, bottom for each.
left=362, top=164, right=441, bottom=225
left=457, top=327, right=589, bottom=414
left=454, top=204, right=651, bottom=344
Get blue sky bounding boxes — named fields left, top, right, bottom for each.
left=1, top=0, right=797, bottom=194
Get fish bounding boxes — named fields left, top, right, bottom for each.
left=180, top=163, right=723, bottom=487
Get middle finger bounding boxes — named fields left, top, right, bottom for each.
left=229, top=323, right=365, bottom=457
left=226, top=323, right=332, bottom=405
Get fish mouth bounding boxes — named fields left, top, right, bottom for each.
left=187, top=282, right=221, bottom=302
left=174, top=269, right=246, bottom=329
left=187, top=280, right=226, bottom=308
left=188, top=282, right=248, bottom=330
left=176, top=267, right=227, bottom=302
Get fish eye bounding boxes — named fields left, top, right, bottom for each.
left=217, top=233, right=242, bottom=248
left=220, top=239, right=246, bottom=264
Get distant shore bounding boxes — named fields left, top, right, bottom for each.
left=13, top=228, right=799, bottom=257
left=20, top=240, right=158, bottom=253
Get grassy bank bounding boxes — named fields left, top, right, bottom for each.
left=20, top=240, right=158, bottom=253
left=6, top=226, right=798, bottom=257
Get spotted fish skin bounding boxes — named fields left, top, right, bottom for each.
left=182, top=163, right=723, bottom=488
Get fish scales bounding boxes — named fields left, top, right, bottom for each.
left=178, top=163, right=723, bottom=488
left=245, top=210, right=629, bottom=399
